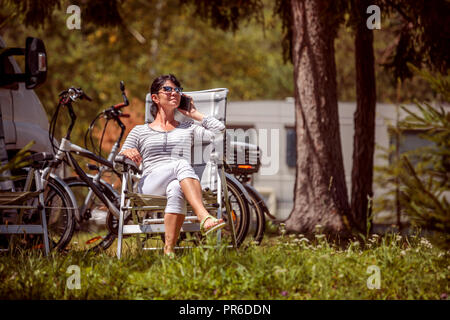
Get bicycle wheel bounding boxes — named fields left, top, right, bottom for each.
left=219, top=177, right=250, bottom=247
left=0, top=175, right=75, bottom=252
left=245, top=187, right=266, bottom=244
left=63, top=177, right=117, bottom=252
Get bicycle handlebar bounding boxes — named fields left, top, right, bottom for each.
left=60, top=79, right=128, bottom=106
left=112, top=80, right=129, bottom=110
left=113, top=102, right=127, bottom=110
left=52, top=81, right=130, bottom=158
left=59, top=87, right=92, bottom=102
left=103, top=80, right=130, bottom=115
left=81, top=92, right=92, bottom=101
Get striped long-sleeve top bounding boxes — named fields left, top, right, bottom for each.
left=120, top=115, right=225, bottom=176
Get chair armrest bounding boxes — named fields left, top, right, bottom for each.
left=114, top=155, right=142, bottom=175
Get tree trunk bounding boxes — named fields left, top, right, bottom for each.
left=351, top=0, right=377, bottom=235
left=285, top=0, right=352, bottom=238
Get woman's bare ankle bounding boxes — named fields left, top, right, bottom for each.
left=164, top=244, right=175, bottom=254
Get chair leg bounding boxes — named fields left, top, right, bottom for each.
left=117, top=210, right=124, bottom=259
left=216, top=171, right=222, bottom=244
left=117, top=173, right=128, bottom=259
left=35, top=174, right=50, bottom=256
left=35, top=170, right=50, bottom=256
left=132, top=207, right=142, bottom=253
left=39, top=200, right=50, bottom=256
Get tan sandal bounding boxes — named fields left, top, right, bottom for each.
left=200, top=215, right=226, bottom=235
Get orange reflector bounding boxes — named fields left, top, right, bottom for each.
left=238, top=165, right=254, bottom=169
left=86, top=236, right=102, bottom=244
left=231, top=210, right=236, bottom=222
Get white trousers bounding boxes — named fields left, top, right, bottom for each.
left=138, top=159, right=200, bottom=215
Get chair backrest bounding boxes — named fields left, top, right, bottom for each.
left=144, top=88, right=229, bottom=191
left=145, top=88, right=228, bottom=124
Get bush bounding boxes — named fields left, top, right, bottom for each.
left=374, top=67, right=450, bottom=249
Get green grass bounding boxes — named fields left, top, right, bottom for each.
left=0, top=232, right=448, bottom=299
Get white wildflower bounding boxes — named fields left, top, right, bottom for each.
left=420, top=237, right=433, bottom=249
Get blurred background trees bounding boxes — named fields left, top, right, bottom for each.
left=1, top=0, right=294, bottom=142
left=1, top=0, right=442, bottom=138
left=1, top=0, right=448, bottom=239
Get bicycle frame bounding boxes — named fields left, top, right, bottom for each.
left=41, top=138, right=121, bottom=221
left=42, top=101, right=123, bottom=221
left=68, top=119, right=125, bottom=222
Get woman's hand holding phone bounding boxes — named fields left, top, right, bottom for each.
left=178, top=95, right=204, bottom=122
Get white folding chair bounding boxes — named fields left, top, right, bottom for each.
left=0, top=153, right=53, bottom=256
left=114, top=88, right=237, bottom=259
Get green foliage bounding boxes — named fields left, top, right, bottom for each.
left=396, top=100, right=449, bottom=249
left=336, top=14, right=442, bottom=103
left=0, top=0, right=293, bottom=150
left=184, top=0, right=264, bottom=32
left=1, top=0, right=122, bottom=28
left=0, top=233, right=448, bottom=299
left=374, top=68, right=450, bottom=249
left=378, top=0, right=450, bottom=80
left=0, top=0, right=444, bottom=158
left=0, top=141, right=34, bottom=180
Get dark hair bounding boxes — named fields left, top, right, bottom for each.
left=149, top=74, right=181, bottom=119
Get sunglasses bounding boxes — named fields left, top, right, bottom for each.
left=159, top=86, right=183, bottom=94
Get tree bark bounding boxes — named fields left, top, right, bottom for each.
left=351, top=0, right=377, bottom=235
left=285, top=0, right=352, bottom=238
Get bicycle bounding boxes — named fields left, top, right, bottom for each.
left=41, top=84, right=129, bottom=252
left=225, top=141, right=273, bottom=244
left=61, top=81, right=131, bottom=251
left=235, top=173, right=267, bottom=244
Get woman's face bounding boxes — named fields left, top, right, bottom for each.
left=153, top=80, right=181, bottom=112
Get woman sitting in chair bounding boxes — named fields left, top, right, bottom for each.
left=120, top=74, right=226, bottom=257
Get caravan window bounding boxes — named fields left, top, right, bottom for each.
left=286, top=127, right=296, bottom=168
left=389, top=129, right=435, bottom=166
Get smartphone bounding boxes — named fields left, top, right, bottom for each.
left=179, top=94, right=192, bottom=112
